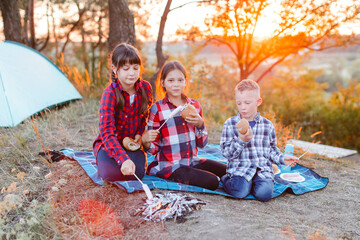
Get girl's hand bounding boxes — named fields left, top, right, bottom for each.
left=239, top=127, right=253, bottom=142
left=185, top=112, right=204, bottom=128
left=134, top=134, right=142, bottom=144
left=121, top=159, right=135, bottom=175
left=142, top=130, right=159, bottom=149
left=284, top=155, right=299, bottom=167
left=142, top=130, right=159, bottom=143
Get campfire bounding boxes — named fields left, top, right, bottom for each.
left=134, top=192, right=206, bottom=223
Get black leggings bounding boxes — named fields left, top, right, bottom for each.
left=96, top=148, right=146, bottom=182
left=167, top=159, right=227, bottom=190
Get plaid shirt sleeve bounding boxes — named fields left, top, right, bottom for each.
left=193, top=101, right=208, bottom=148
left=268, top=123, right=285, bottom=165
left=220, top=116, right=247, bottom=160
left=147, top=103, right=161, bottom=155
left=98, top=88, right=130, bottom=165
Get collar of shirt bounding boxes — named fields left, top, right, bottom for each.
left=237, top=112, right=261, bottom=123
left=162, top=94, right=194, bottom=106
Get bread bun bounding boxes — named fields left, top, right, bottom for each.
left=122, top=137, right=140, bottom=151
left=272, top=164, right=279, bottom=174
left=181, top=104, right=197, bottom=119
left=236, top=118, right=250, bottom=134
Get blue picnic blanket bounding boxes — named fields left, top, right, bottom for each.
left=59, top=144, right=328, bottom=199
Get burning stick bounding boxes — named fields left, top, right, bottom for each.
left=133, top=173, right=153, bottom=200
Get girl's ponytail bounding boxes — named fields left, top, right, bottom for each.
left=139, top=84, right=149, bottom=115
left=111, top=71, right=125, bottom=111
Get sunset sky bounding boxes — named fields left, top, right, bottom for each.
left=146, top=0, right=280, bottom=41
left=0, top=0, right=358, bottom=42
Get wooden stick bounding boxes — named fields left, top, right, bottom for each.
left=133, top=173, right=153, bottom=200
left=283, top=150, right=310, bottom=170
left=158, top=105, right=185, bottom=130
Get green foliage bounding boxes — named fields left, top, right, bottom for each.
left=317, top=81, right=360, bottom=150
left=261, top=65, right=327, bottom=128
left=260, top=57, right=360, bottom=151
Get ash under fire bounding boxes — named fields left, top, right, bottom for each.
left=134, top=192, right=206, bottom=223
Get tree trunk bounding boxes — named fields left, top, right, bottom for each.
left=81, top=22, right=89, bottom=73
left=50, top=4, right=59, bottom=57
left=108, top=0, right=136, bottom=51
left=28, top=0, right=36, bottom=48
left=149, top=0, right=172, bottom=97
left=0, top=0, right=23, bottom=43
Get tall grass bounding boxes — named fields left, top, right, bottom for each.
left=0, top=99, right=99, bottom=239
left=57, top=53, right=108, bottom=99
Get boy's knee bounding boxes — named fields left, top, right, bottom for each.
left=223, top=176, right=251, bottom=198
left=253, top=180, right=274, bottom=202
left=230, top=189, right=250, bottom=199
left=255, top=190, right=273, bottom=202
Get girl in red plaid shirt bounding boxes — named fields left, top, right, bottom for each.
left=144, top=60, right=227, bottom=190
left=93, top=43, right=157, bottom=181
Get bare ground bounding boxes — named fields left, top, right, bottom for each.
left=48, top=106, right=360, bottom=240
left=49, top=149, right=360, bottom=240
left=2, top=100, right=359, bottom=239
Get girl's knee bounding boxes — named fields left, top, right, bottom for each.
left=135, top=167, right=146, bottom=179
left=205, top=176, right=219, bottom=190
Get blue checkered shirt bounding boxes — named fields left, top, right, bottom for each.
left=220, top=112, right=285, bottom=181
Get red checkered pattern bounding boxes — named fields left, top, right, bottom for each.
left=147, top=96, right=208, bottom=179
left=93, top=80, right=153, bottom=165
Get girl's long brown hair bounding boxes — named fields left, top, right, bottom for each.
left=111, top=43, right=149, bottom=114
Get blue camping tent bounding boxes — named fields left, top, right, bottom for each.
left=0, top=41, right=82, bottom=127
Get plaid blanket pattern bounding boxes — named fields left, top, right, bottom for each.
left=60, top=144, right=328, bottom=199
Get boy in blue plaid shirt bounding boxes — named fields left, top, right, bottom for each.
left=220, top=79, right=298, bottom=201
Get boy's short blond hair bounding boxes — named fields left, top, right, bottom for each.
left=235, top=79, right=260, bottom=97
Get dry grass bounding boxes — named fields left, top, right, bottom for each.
left=47, top=159, right=168, bottom=240
left=1, top=99, right=360, bottom=239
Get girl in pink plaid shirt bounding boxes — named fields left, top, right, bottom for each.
left=144, top=60, right=227, bottom=190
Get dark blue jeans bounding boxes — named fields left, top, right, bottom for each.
left=222, top=174, right=274, bottom=202
left=96, top=148, right=146, bottom=182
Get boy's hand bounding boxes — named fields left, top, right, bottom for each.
left=239, top=127, right=253, bottom=142
left=284, top=155, right=299, bottom=167
left=185, top=112, right=204, bottom=128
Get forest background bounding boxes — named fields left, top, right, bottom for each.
left=1, top=0, right=360, bottom=239
left=1, top=0, right=360, bottom=151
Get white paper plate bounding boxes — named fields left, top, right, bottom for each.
left=280, top=173, right=305, bottom=182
